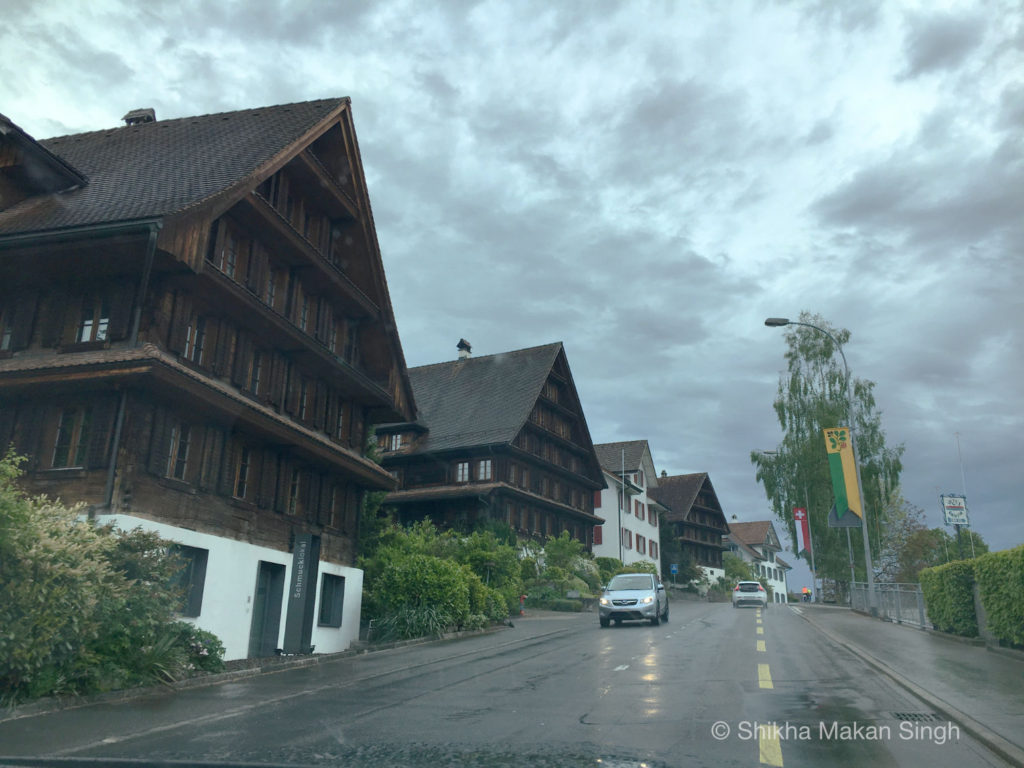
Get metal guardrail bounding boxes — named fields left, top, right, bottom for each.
left=851, top=582, right=928, bottom=628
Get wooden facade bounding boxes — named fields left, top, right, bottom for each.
left=0, top=102, right=415, bottom=656
left=376, top=343, right=606, bottom=549
left=649, top=472, right=730, bottom=571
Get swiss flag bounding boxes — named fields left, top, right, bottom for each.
left=793, top=507, right=811, bottom=556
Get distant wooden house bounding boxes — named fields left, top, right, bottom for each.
left=375, top=341, right=606, bottom=548
left=0, top=99, right=416, bottom=659
left=649, top=472, right=730, bottom=581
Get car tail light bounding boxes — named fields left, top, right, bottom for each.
left=734, top=585, right=740, bottom=591
left=758, top=585, right=766, bottom=592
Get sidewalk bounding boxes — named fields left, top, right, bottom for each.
left=794, top=604, right=1024, bottom=767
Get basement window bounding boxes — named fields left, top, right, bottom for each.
left=318, top=574, right=345, bottom=627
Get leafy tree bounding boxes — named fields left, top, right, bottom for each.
left=543, top=531, right=584, bottom=571
left=896, top=526, right=988, bottom=583
left=751, top=312, right=904, bottom=584
left=723, top=552, right=755, bottom=584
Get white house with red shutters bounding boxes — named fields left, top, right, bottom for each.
left=591, top=441, right=663, bottom=575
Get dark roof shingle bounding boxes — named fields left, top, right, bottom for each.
left=404, top=343, right=563, bottom=453
left=593, top=440, right=648, bottom=473
left=0, top=98, right=347, bottom=235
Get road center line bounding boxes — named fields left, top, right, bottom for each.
left=757, top=640, right=766, bottom=652
left=757, top=626, right=764, bottom=635
left=758, top=663, right=773, bottom=689
left=759, top=728, right=784, bottom=766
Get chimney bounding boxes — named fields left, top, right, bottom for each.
left=457, top=338, right=472, bottom=360
left=122, top=108, right=156, bottom=126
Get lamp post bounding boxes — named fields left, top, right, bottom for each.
left=764, top=317, right=877, bottom=615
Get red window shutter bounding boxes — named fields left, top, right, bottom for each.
left=594, top=525, right=603, bottom=545
left=594, top=490, right=602, bottom=509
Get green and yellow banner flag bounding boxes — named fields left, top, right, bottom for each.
left=824, top=427, right=861, bottom=520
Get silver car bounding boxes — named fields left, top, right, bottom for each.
left=599, top=573, right=669, bottom=627
left=732, top=580, right=769, bottom=608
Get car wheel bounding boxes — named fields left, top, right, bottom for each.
left=599, top=617, right=610, bottom=628
left=662, top=605, right=669, bottom=623
left=650, top=613, right=660, bottom=626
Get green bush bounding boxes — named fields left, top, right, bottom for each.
left=974, top=545, right=1024, bottom=648
left=520, top=557, right=538, bottom=581
left=615, top=561, right=659, bottom=577
left=595, top=557, right=622, bottom=585
left=920, top=560, right=978, bottom=637
left=546, top=598, right=583, bottom=612
left=367, top=553, right=471, bottom=636
left=0, top=450, right=225, bottom=702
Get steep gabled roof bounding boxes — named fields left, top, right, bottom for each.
left=0, top=98, right=348, bottom=236
left=404, top=342, right=564, bottom=453
left=0, top=113, right=88, bottom=207
left=594, top=440, right=647, bottom=474
left=727, top=521, right=780, bottom=551
left=649, top=472, right=705, bottom=520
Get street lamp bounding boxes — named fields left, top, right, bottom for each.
left=764, top=317, right=877, bottom=615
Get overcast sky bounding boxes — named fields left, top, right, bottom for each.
left=4, top=0, right=1021, bottom=586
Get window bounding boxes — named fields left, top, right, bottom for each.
left=319, top=574, right=345, bottom=627
left=650, top=542, right=658, bottom=560
left=288, top=467, right=302, bottom=514
left=265, top=269, right=278, bottom=309
left=508, top=463, right=517, bottom=484
left=593, top=525, right=603, bottom=545
left=51, top=406, right=92, bottom=468
left=638, top=502, right=645, bottom=521
left=334, top=398, right=346, bottom=440
left=478, top=459, right=492, bottom=481
left=389, top=433, right=402, bottom=451
left=0, top=305, right=12, bottom=351
left=234, top=446, right=250, bottom=499
left=651, top=512, right=658, bottom=528
left=220, top=227, right=238, bottom=278
left=298, top=379, right=308, bottom=420
left=299, top=294, right=309, bottom=331
left=637, top=534, right=646, bottom=555
left=622, top=529, right=632, bottom=549
left=183, top=316, right=206, bottom=364
left=171, top=545, right=208, bottom=618
left=455, top=461, right=470, bottom=483
left=167, top=423, right=191, bottom=481
left=76, top=295, right=111, bottom=343
left=248, top=350, right=263, bottom=394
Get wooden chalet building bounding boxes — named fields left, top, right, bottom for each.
left=649, top=472, right=730, bottom=581
left=375, top=341, right=606, bottom=548
left=0, top=99, right=416, bottom=659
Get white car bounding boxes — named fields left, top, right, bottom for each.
left=732, top=580, right=768, bottom=608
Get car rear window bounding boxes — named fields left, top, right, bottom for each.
left=739, top=583, right=761, bottom=592
left=608, top=574, right=654, bottom=590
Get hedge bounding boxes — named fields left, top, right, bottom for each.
left=974, top=545, right=1024, bottom=648
left=919, top=560, right=978, bottom=637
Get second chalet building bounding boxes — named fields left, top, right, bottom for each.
left=0, top=99, right=416, bottom=659
left=375, top=341, right=607, bottom=547
left=649, top=472, right=730, bottom=582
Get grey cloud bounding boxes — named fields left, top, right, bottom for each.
left=900, top=11, right=987, bottom=78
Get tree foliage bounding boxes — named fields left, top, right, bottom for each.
left=751, top=312, right=904, bottom=584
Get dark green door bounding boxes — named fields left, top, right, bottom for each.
left=248, top=561, right=285, bottom=658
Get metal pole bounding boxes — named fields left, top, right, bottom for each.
left=618, top=448, right=624, bottom=563
left=846, top=527, right=855, bottom=588
left=804, top=487, right=818, bottom=603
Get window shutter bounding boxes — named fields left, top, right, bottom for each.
left=231, top=331, right=251, bottom=386
left=312, top=381, right=327, bottom=431
left=258, top=450, right=277, bottom=509
left=168, top=293, right=192, bottom=353
left=273, top=456, right=289, bottom=513
left=85, top=396, right=117, bottom=469
left=593, top=490, right=602, bottom=509
left=284, top=366, right=301, bottom=415
left=268, top=354, right=287, bottom=407
left=10, top=291, right=38, bottom=350
left=147, top=408, right=171, bottom=476
left=593, top=525, right=603, bottom=545
left=246, top=243, right=267, bottom=294
left=218, top=435, right=237, bottom=496
left=13, top=405, right=45, bottom=468
left=308, top=472, right=322, bottom=524
left=210, top=320, right=230, bottom=378
left=107, top=281, right=135, bottom=341
left=41, top=290, right=68, bottom=347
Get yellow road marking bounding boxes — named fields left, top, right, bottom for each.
left=757, top=618, right=763, bottom=624
left=758, top=663, right=773, bottom=689
left=757, top=626, right=764, bottom=635
left=757, top=639, right=766, bottom=652
left=759, top=728, right=784, bottom=766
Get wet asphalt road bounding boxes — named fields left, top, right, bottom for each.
left=0, top=601, right=1012, bottom=767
